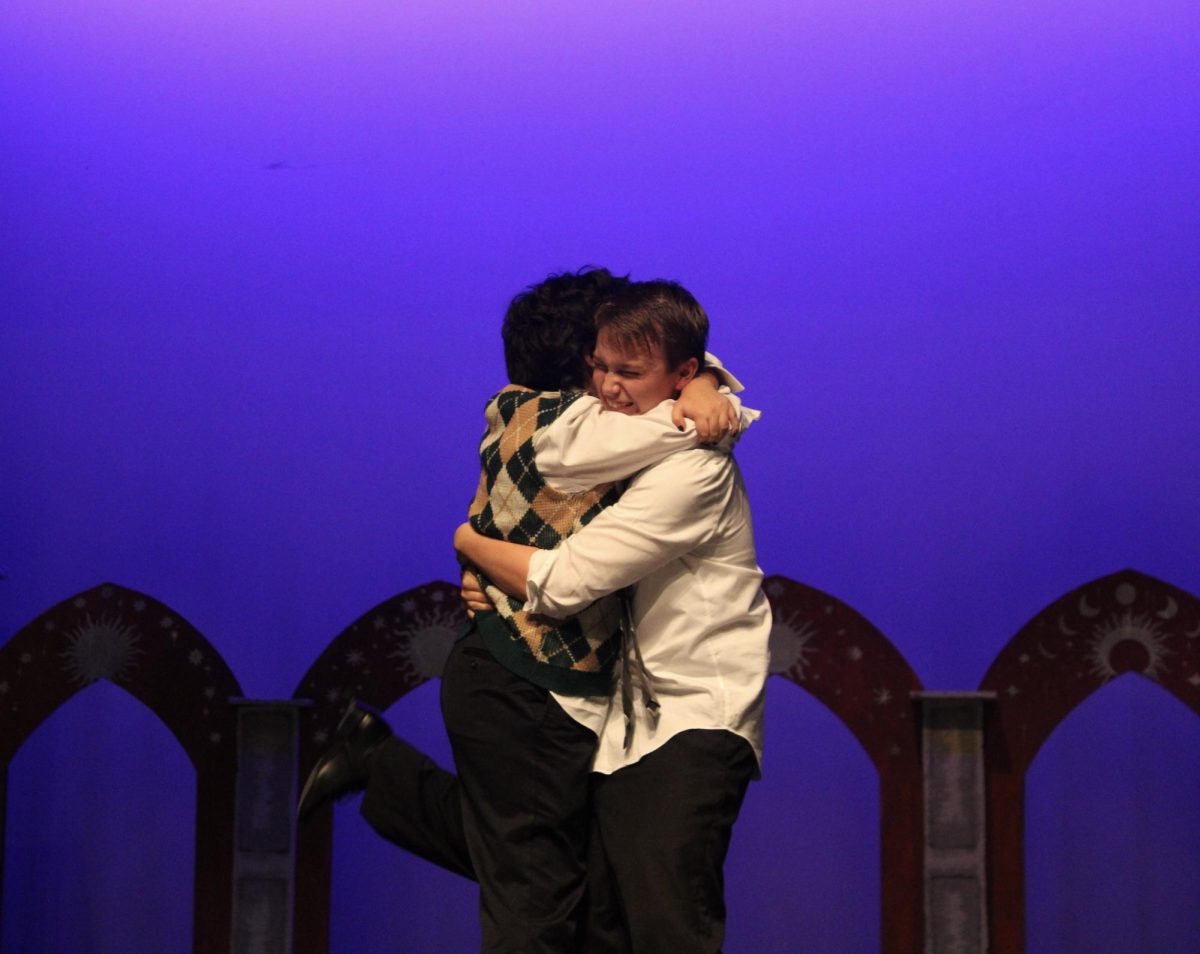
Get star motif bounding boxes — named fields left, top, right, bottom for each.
left=188, top=649, right=203, bottom=666
left=874, top=688, right=892, bottom=705
left=848, top=646, right=863, bottom=661
left=1006, top=684, right=1020, bottom=697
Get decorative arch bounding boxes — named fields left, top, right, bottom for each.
left=290, top=580, right=466, bottom=954
left=978, top=568, right=1200, bottom=954
left=0, top=582, right=243, bottom=954
left=763, top=575, right=925, bottom=954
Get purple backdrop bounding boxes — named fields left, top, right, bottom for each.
left=2, top=0, right=1199, bottom=951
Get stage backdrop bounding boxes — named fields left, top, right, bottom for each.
left=2, top=0, right=1198, bottom=951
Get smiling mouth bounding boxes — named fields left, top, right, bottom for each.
left=603, top=398, right=636, bottom=413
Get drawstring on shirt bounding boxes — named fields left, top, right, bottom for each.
left=619, top=587, right=660, bottom=750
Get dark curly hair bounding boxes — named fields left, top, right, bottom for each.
left=502, top=267, right=630, bottom=391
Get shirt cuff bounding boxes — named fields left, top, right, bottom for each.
left=525, top=548, right=561, bottom=618
left=703, top=351, right=744, bottom=393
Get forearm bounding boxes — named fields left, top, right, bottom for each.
left=453, top=523, right=535, bottom=601
left=528, top=455, right=725, bottom=616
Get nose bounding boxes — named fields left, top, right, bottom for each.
left=600, top=371, right=621, bottom=396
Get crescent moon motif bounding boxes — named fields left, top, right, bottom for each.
left=1037, top=642, right=1058, bottom=659
left=1057, top=615, right=1077, bottom=636
left=1158, top=597, right=1179, bottom=620
left=1185, top=621, right=1200, bottom=639
left=1079, top=595, right=1101, bottom=618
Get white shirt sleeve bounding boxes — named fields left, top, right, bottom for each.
left=526, top=450, right=732, bottom=618
left=703, top=351, right=744, bottom=393
left=531, top=349, right=749, bottom=491
left=533, top=398, right=700, bottom=492
left=535, top=394, right=758, bottom=493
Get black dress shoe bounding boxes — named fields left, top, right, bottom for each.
left=297, top=699, right=393, bottom=821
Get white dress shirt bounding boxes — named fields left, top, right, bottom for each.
left=532, top=397, right=771, bottom=775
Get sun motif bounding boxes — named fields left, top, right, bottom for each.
left=389, top=601, right=463, bottom=679
left=1088, top=611, right=1171, bottom=682
left=768, top=609, right=817, bottom=678
left=61, top=614, right=142, bottom=685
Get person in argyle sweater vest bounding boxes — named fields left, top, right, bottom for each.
left=466, top=385, right=625, bottom=697
left=438, top=267, right=635, bottom=953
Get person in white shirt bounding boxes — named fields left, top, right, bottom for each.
left=298, top=269, right=748, bottom=952
left=455, top=279, right=771, bottom=952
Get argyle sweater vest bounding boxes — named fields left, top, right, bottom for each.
left=467, top=385, right=623, bottom=696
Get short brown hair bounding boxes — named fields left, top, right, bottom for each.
left=593, top=280, right=708, bottom=370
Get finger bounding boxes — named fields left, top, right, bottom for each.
left=671, top=402, right=687, bottom=432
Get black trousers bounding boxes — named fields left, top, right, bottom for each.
left=360, top=654, right=753, bottom=952
left=438, top=625, right=598, bottom=953
left=359, top=733, right=475, bottom=880
left=589, top=730, right=756, bottom=954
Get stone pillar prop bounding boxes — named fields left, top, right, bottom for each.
left=229, top=700, right=305, bottom=954
left=916, top=691, right=994, bottom=954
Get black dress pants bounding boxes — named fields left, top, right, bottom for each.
left=359, top=733, right=474, bottom=880
left=358, top=734, right=629, bottom=954
left=439, top=625, right=598, bottom=953
left=358, top=660, right=753, bottom=953
left=588, top=729, right=757, bottom=954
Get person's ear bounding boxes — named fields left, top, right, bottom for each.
left=673, top=357, right=700, bottom=390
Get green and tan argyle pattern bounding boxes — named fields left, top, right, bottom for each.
left=468, top=385, right=623, bottom=682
